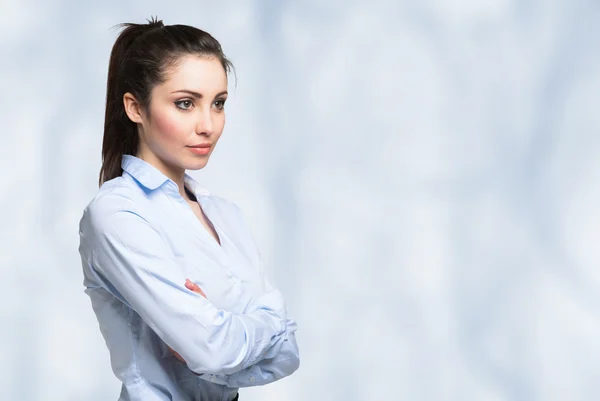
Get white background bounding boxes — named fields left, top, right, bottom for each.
left=0, top=1, right=599, bottom=400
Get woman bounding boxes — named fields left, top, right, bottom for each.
left=78, top=17, right=300, bottom=401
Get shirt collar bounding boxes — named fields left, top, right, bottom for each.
left=122, top=155, right=169, bottom=190
left=184, top=173, right=210, bottom=197
left=121, top=155, right=210, bottom=196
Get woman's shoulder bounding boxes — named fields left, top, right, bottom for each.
left=204, top=192, right=239, bottom=208
left=202, top=193, right=245, bottom=218
left=80, top=176, right=147, bottom=229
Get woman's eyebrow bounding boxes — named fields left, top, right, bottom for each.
left=170, top=90, right=228, bottom=98
left=171, top=89, right=202, bottom=98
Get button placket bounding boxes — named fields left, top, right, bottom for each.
left=165, top=187, right=240, bottom=282
left=196, top=196, right=242, bottom=281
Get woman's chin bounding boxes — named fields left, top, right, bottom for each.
left=184, top=158, right=210, bottom=171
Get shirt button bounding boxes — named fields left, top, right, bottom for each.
left=249, top=376, right=255, bottom=383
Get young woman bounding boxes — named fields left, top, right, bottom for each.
left=78, top=17, right=300, bottom=401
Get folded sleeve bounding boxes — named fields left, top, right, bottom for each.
left=200, top=318, right=300, bottom=387
left=79, top=203, right=288, bottom=376
left=196, top=203, right=301, bottom=386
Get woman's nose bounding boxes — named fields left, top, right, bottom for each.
left=195, top=111, right=214, bottom=135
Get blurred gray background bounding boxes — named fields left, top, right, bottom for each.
left=1, top=1, right=599, bottom=400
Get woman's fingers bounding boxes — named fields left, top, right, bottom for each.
left=185, top=278, right=206, bottom=297
left=169, top=346, right=186, bottom=363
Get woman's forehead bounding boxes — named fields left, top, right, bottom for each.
left=159, top=55, right=227, bottom=91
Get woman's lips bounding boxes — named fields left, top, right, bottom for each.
left=188, top=145, right=211, bottom=156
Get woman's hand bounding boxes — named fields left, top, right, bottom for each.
left=169, top=279, right=206, bottom=363
left=184, top=278, right=206, bottom=297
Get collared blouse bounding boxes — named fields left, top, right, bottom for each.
left=78, top=155, right=299, bottom=401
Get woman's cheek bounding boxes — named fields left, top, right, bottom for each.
left=154, top=110, right=190, bottom=143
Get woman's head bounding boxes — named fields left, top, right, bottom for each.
left=100, top=17, right=233, bottom=186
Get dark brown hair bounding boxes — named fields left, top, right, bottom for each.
left=99, top=17, right=233, bottom=186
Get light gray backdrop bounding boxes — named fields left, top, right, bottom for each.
left=1, top=1, right=599, bottom=400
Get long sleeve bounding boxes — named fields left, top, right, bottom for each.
left=200, top=318, right=300, bottom=387
left=80, top=204, right=288, bottom=376
left=195, top=207, right=301, bottom=386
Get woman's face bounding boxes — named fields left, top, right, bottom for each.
left=128, top=54, right=228, bottom=178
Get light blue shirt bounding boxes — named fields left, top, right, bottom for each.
left=78, top=155, right=300, bottom=401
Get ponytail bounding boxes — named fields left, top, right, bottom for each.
left=99, top=18, right=164, bottom=186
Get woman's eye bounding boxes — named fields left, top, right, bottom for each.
left=175, top=100, right=193, bottom=110
left=213, top=99, right=226, bottom=110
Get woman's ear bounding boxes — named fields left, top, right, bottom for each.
left=123, top=92, right=144, bottom=124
